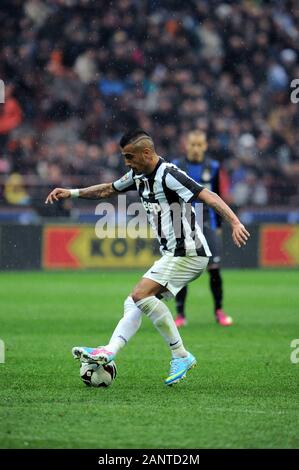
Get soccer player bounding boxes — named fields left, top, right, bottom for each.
left=45, top=129, right=249, bottom=385
left=173, top=130, right=233, bottom=327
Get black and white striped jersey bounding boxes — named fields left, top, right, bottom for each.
left=112, top=158, right=211, bottom=257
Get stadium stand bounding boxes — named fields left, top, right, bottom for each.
left=0, top=0, right=299, bottom=219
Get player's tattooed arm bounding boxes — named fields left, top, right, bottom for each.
left=45, top=183, right=116, bottom=204
left=197, top=188, right=250, bottom=248
left=77, top=183, right=116, bottom=199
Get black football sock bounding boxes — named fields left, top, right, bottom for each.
left=175, top=286, right=188, bottom=317
left=209, top=268, right=223, bottom=311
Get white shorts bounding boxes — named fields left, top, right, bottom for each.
left=143, top=253, right=209, bottom=299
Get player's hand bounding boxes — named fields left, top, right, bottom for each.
left=45, top=188, right=71, bottom=204
left=231, top=222, right=250, bottom=248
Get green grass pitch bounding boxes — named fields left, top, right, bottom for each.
left=0, top=270, right=298, bottom=449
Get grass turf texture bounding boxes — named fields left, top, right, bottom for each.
left=0, top=270, right=298, bottom=449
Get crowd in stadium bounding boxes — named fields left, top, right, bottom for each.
left=0, top=0, right=299, bottom=211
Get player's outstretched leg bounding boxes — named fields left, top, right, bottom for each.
left=209, top=268, right=233, bottom=326
left=72, top=296, right=142, bottom=364
left=135, top=295, right=197, bottom=385
left=175, top=286, right=188, bottom=328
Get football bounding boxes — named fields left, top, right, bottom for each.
left=80, top=361, right=117, bottom=388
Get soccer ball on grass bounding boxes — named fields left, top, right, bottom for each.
left=80, top=361, right=117, bottom=387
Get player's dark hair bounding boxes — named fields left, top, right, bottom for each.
left=119, top=129, right=151, bottom=148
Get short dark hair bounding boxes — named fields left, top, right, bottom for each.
left=119, top=129, right=151, bottom=148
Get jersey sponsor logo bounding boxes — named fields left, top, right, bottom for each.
left=142, top=200, right=161, bottom=214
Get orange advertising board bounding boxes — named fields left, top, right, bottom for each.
left=43, top=225, right=158, bottom=269
left=260, top=225, right=299, bottom=267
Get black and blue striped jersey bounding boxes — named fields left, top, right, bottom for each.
left=172, top=157, right=221, bottom=230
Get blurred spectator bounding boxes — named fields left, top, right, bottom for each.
left=0, top=84, right=23, bottom=149
left=232, top=171, right=268, bottom=207
left=4, top=173, right=30, bottom=205
left=24, top=0, right=51, bottom=29
left=74, top=49, right=98, bottom=84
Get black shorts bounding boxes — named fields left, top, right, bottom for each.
left=204, top=226, right=221, bottom=266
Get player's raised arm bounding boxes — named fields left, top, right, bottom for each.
left=45, top=168, right=137, bottom=204
left=197, top=188, right=250, bottom=248
left=45, top=182, right=116, bottom=204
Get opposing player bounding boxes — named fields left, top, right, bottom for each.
left=173, top=130, right=233, bottom=327
left=45, top=129, right=249, bottom=385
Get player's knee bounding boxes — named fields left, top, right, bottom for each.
left=131, top=288, right=146, bottom=303
left=208, top=264, right=220, bottom=272
left=131, top=281, right=162, bottom=304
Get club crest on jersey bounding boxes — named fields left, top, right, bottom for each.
left=120, top=173, right=130, bottom=183
left=202, top=169, right=211, bottom=182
